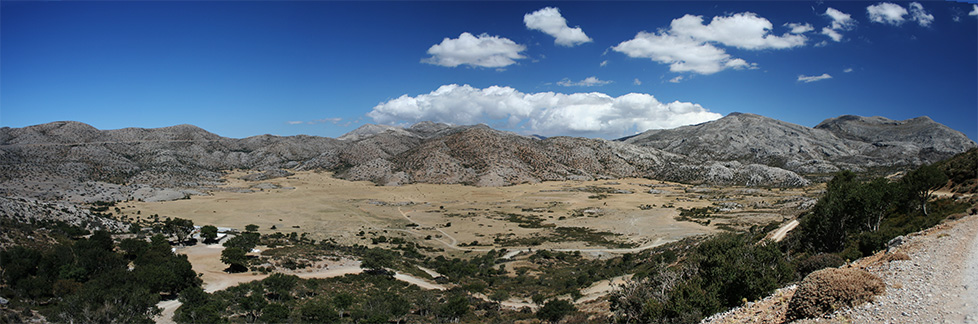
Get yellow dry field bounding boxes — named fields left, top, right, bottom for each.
left=123, top=171, right=818, bottom=256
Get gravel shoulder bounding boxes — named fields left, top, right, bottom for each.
left=705, top=212, right=978, bottom=324
left=818, top=213, right=978, bottom=323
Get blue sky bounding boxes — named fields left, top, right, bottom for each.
left=2, top=1, right=976, bottom=141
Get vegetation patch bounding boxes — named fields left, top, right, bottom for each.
left=499, top=212, right=554, bottom=228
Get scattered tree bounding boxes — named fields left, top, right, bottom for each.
left=439, top=295, right=469, bottom=323
left=200, top=225, right=219, bottom=244
left=164, top=217, right=195, bottom=244
left=220, top=247, right=249, bottom=273
left=537, top=299, right=575, bottom=323
left=901, top=163, right=947, bottom=215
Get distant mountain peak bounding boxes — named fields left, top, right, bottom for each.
left=338, top=124, right=411, bottom=141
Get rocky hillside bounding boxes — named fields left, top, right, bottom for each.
left=622, top=113, right=976, bottom=174
left=1, top=114, right=973, bottom=202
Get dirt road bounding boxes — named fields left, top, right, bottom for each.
left=705, top=213, right=978, bottom=323
left=766, top=219, right=799, bottom=242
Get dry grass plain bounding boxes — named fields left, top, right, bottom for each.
left=123, top=170, right=820, bottom=257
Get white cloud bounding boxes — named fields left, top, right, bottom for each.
left=867, top=2, right=909, bottom=25
left=613, top=12, right=799, bottom=75
left=785, top=22, right=814, bottom=34
left=524, top=7, right=592, bottom=47
left=822, top=27, right=844, bottom=42
left=557, top=76, right=613, bottom=87
left=422, top=32, right=526, bottom=68
left=825, top=7, right=856, bottom=30
left=600, top=60, right=609, bottom=67
left=909, top=2, right=934, bottom=27
left=971, top=5, right=978, bottom=16
left=669, top=13, right=807, bottom=50
left=613, top=31, right=753, bottom=75
left=821, top=8, right=855, bottom=42
left=798, top=73, right=833, bottom=83
left=288, top=118, right=344, bottom=125
left=669, top=76, right=685, bottom=83
left=633, top=78, right=642, bottom=85
left=843, top=68, right=854, bottom=73
left=314, top=118, right=344, bottom=124
left=367, top=84, right=722, bottom=138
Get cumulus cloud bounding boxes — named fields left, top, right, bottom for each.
left=600, top=60, right=608, bottom=67
left=909, top=2, right=934, bottom=27
left=971, top=5, right=978, bottom=16
left=867, top=2, right=909, bottom=25
left=669, top=76, right=685, bottom=83
left=669, top=13, right=807, bottom=50
left=367, top=84, right=721, bottom=138
left=613, top=31, right=753, bottom=75
left=557, top=76, right=613, bottom=87
left=843, top=68, right=854, bottom=73
left=613, top=12, right=800, bottom=75
left=822, top=7, right=855, bottom=42
left=785, top=22, right=814, bottom=34
left=524, top=7, right=592, bottom=47
left=422, top=32, right=526, bottom=68
left=287, top=121, right=303, bottom=125
left=633, top=78, right=642, bottom=85
left=825, top=7, right=856, bottom=30
left=798, top=73, right=833, bottom=83
left=822, top=27, right=844, bottom=42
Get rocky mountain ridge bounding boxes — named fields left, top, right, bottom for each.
left=622, top=113, right=975, bottom=174
left=0, top=114, right=973, bottom=203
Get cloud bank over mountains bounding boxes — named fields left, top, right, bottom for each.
left=367, top=84, right=722, bottom=138
left=384, top=3, right=960, bottom=138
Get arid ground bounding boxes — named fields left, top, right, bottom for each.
left=123, top=171, right=819, bottom=256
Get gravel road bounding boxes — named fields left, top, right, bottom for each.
left=823, top=214, right=978, bottom=323
left=704, top=213, right=978, bottom=324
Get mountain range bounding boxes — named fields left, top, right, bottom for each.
left=0, top=113, right=973, bottom=203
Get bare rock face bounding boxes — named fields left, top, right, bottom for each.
left=0, top=196, right=131, bottom=232
left=814, top=115, right=976, bottom=165
left=786, top=267, right=885, bottom=320
left=623, top=113, right=976, bottom=173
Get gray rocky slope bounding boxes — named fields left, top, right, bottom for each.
left=622, top=113, right=975, bottom=174
left=0, top=114, right=973, bottom=204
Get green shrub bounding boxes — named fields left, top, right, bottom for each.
left=796, top=253, right=845, bottom=277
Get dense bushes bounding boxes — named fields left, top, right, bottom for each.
left=611, top=232, right=794, bottom=323
left=1, top=231, right=201, bottom=323
left=795, top=163, right=963, bottom=260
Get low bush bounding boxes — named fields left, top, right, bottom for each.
left=786, top=267, right=885, bottom=320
